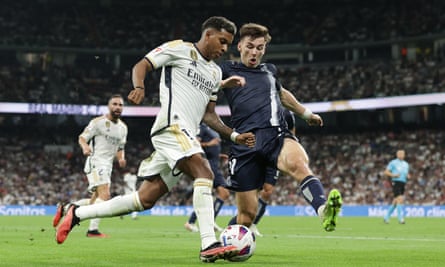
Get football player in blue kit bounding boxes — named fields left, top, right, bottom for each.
left=213, top=23, right=342, bottom=232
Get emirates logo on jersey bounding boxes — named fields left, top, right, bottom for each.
left=187, top=68, right=216, bottom=96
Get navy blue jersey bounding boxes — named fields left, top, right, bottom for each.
left=198, top=123, right=221, bottom=160
left=283, top=109, right=295, bottom=131
left=220, top=61, right=288, bottom=132
left=198, top=123, right=226, bottom=187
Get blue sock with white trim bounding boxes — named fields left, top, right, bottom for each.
left=299, top=175, right=326, bottom=214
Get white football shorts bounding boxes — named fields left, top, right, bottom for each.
left=86, top=166, right=112, bottom=192
left=138, top=124, right=203, bottom=190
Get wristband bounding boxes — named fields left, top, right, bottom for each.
left=302, top=109, right=313, bottom=120
left=135, top=86, right=145, bottom=90
left=230, top=131, right=240, bottom=142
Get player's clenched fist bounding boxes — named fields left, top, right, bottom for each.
left=236, top=132, right=256, bottom=148
left=128, top=88, right=145, bottom=104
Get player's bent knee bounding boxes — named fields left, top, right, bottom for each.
left=139, top=198, right=156, bottom=210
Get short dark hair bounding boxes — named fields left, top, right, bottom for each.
left=201, top=16, right=237, bottom=35
left=108, top=94, right=123, bottom=103
left=239, top=23, right=272, bottom=43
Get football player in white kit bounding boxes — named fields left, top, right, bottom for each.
left=55, top=16, right=255, bottom=263
left=53, top=94, right=127, bottom=238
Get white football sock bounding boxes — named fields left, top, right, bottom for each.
left=318, top=204, right=326, bottom=220
left=76, top=192, right=143, bottom=220
left=88, top=198, right=104, bottom=231
left=73, top=198, right=91, bottom=206
left=65, top=198, right=90, bottom=213
left=193, top=178, right=217, bottom=249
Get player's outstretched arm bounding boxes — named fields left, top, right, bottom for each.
left=220, top=75, right=246, bottom=89
left=280, top=87, right=323, bottom=127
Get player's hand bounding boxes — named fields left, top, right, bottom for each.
left=306, top=113, right=323, bottom=127
left=221, top=75, right=246, bottom=89
left=235, top=132, right=256, bottom=148
left=82, top=146, right=92, bottom=156
left=118, top=158, right=127, bottom=168
left=128, top=88, right=145, bottom=104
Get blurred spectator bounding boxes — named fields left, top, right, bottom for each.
left=1, top=57, right=444, bottom=105
left=1, top=129, right=444, bottom=206
left=1, top=0, right=444, bottom=48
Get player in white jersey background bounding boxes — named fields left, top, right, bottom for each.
left=55, top=16, right=256, bottom=263
left=123, top=167, right=139, bottom=219
left=53, top=94, right=128, bottom=238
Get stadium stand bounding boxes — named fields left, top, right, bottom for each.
left=1, top=128, right=444, bottom=206
left=0, top=0, right=444, bottom=207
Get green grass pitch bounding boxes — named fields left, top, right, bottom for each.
left=0, top=216, right=444, bottom=266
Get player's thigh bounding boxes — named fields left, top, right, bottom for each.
left=95, top=183, right=111, bottom=200
left=236, top=190, right=258, bottom=217
left=277, top=138, right=311, bottom=177
left=177, top=153, right=213, bottom=180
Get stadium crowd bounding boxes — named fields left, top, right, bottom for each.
left=1, top=56, right=444, bottom=105
left=1, top=0, right=444, bottom=209
left=1, top=0, right=444, bottom=48
left=1, top=0, right=445, bottom=105
left=1, top=129, right=444, bottom=206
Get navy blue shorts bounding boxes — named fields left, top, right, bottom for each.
left=265, top=166, right=279, bottom=186
left=226, top=127, right=295, bottom=192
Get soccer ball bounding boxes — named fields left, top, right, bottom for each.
left=219, top=224, right=256, bottom=262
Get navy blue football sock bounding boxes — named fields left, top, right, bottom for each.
left=188, top=212, right=197, bottom=224
left=300, top=175, right=326, bottom=214
left=213, top=198, right=224, bottom=218
left=228, top=215, right=237, bottom=225
left=253, top=198, right=267, bottom=224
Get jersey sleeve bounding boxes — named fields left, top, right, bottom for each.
left=386, top=160, right=394, bottom=172
left=145, top=40, right=186, bottom=69
left=79, top=118, right=99, bottom=142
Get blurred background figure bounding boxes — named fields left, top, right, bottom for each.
left=383, top=149, right=410, bottom=224
left=123, top=167, right=139, bottom=219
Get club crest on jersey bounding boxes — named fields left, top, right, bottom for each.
left=212, top=70, right=217, bottom=80
left=105, top=121, right=110, bottom=131
left=190, top=49, right=198, bottom=67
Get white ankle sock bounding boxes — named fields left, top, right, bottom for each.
left=88, top=198, right=104, bottom=231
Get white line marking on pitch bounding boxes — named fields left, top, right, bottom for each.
left=284, top=234, right=445, bottom=242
